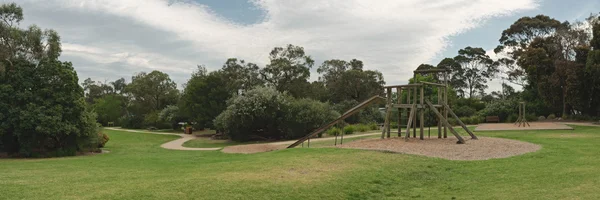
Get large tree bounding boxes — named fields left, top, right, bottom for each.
left=451, top=47, right=498, bottom=98
left=317, top=59, right=384, bottom=103
left=260, top=44, right=314, bottom=97
left=221, top=58, right=264, bottom=92
left=127, top=70, right=179, bottom=112
left=0, top=3, right=98, bottom=157
left=179, top=66, right=230, bottom=129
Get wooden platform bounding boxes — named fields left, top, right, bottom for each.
left=475, top=122, right=574, bottom=131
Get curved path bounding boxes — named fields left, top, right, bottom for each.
left=104, top=127, right=381, bottom=151
left=104, top=128, right=221, bottom=151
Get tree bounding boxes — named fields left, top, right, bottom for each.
left=260, top=44, right=314, bottom=97
left=496, top=15, right=562, bottom=58
left=92, top=94, right=124, bottom=126
left=452, top=47, right=499, bottom=98
left=110, top=78, right=127, bottom=94
left=0, top=3, right=61, bottom=72
left=82, top=78, right=114, bottom=104
left=221, top=58, right=264, bottom=92
left=179, top=66, right=230, bottom=129
left=317, top=59, right=384, bottom=103
left=0, top=3, right=99, bottom=157
left=127, top=71, right=179, bottom=112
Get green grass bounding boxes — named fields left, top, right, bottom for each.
left=182, top=137, right=246, bottom=148
left=1, top=125, right=600, bottom=199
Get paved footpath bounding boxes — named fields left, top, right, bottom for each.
left=104, top=127, right=382, bottom=151
left=104, top=128, right=221, bottom=151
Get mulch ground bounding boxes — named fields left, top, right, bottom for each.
left=221, top=143, right=288, bottom=154
left=337, top=137, right=541, bottom=160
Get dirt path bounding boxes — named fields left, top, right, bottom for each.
left=104, top=128, right=221, bottom=151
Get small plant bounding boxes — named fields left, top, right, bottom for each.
left=390, top=122, right=399, bottom=129
left=459, top=117, right=471, bottom=125
left=538, top=116, right=546, bottom=120
left=326, top=127, right=342, bottom=136
left=98, top=133, right=110, bottom=148
left=356, top=124, right=369, bottom=132
left=469, top=116, right=482, bottom=125
left=343, top=125, right=356, bottom=135
left=368, top=122, right=379, bottom=130
left=548, top=114, right=556, bottom=120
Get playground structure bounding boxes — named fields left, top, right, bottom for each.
left=514, top=102, right=530, bottom=127
left=287, top=68, right=477, bottom=148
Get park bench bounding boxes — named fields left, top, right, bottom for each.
left=485, top=116, right=500, bottom=123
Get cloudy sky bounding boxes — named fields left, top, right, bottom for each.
left=7, top=0, right=600, bottom=92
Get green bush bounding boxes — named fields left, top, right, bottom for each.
left=469, top=116, right=482, bottom=124
left=447, top=118, right=458, bottom=126
left=505, top=114, right=518, bottom=123
left=459, top=117, right=471, bottom=125
left=326, top=127, right=342, bottom=136
left=98, top=133, right=110, bottom=148
left=548, top=114, right=556, bottom=120
left=454, top=106, right=477, bottom=117
left=390, top=122, right=399, bottom=129
left=284, top=98, right=340, bottom=139
left=526, top=113, right=537, bottom=122
left=368, top=122, right=379, bottom=130
left=343, top=125, right=356, bottom=135
left=356, top=124, right=369, bottom=132
left=214, top=87, right=339, bottom=141
left=478, top=98, right=519, bottom=122
left=0, top=59, right=101, bottom=157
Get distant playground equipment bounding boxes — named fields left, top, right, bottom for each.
left=514, top=102, right=530, bottom=127
left=287, top=68, right=476, bottom=148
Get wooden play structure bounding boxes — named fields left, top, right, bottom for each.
left=287, top=68, right=477, bottom=148
left=514, top=102, right=530, bottom=127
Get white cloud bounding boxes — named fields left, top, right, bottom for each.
left=10, top=0, right=538, bottom=85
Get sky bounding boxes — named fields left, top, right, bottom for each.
left=6, top=0, right=600, bottom=92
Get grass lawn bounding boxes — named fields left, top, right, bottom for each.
left=182, top=130, right=381, bottom=148
left=1, top=125, right=600, bottom=199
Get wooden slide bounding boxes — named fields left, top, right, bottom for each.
left=286, top=95, right=386, bottom=148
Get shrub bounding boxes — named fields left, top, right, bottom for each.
left=214, top=87, right=339, bottom=141
left=459, top=117, right=471, bottom=125
left=548, top=114, right=556, bottom=120
left=478, top=98, right=519, bottom=122
left=454, top=106, right=477, bottom=117
left=356, top=124, right=369, bottom=132
left=326, top=127, right=342, bottom=136
left=526, top=113, right=537, bottom=122
left=505, top=113, right=518, bottom=123
left=98, top=133, right=110, bottom=148
left=538, top=116, right=546, bottom=120
left=343, top=125, right=356, bottom=135
left=284, top=98, right=339, bottom=139
left=447, top=118, right=458, bottom=126
left=214, top=87, right=290, bottom=141
left=390, top=122, right=399, bottom=129
left=368, top=122, right=379, bottom=130
left=0, top=59, right=100, bottom=157
left=469, top=116, right=482, bottom=124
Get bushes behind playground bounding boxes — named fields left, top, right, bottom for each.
left=214, top=87, right=339, bottom=142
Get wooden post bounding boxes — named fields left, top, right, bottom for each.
left=405, top=104, right=416, bottom=141
left=437, top=85, right=442, bottom=138
left=443, top=72, right=448, bottom=138
left=397, top=87, right=402, bottom=137
left=407, top=87, right=411, bottom=138
left=420, top=85, right=424, bottom=140
left=386, top=88, right=392, bottom=138
left=413, top=86, right=417, bottom=138
left=425, top=100, right=465, bottom=144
